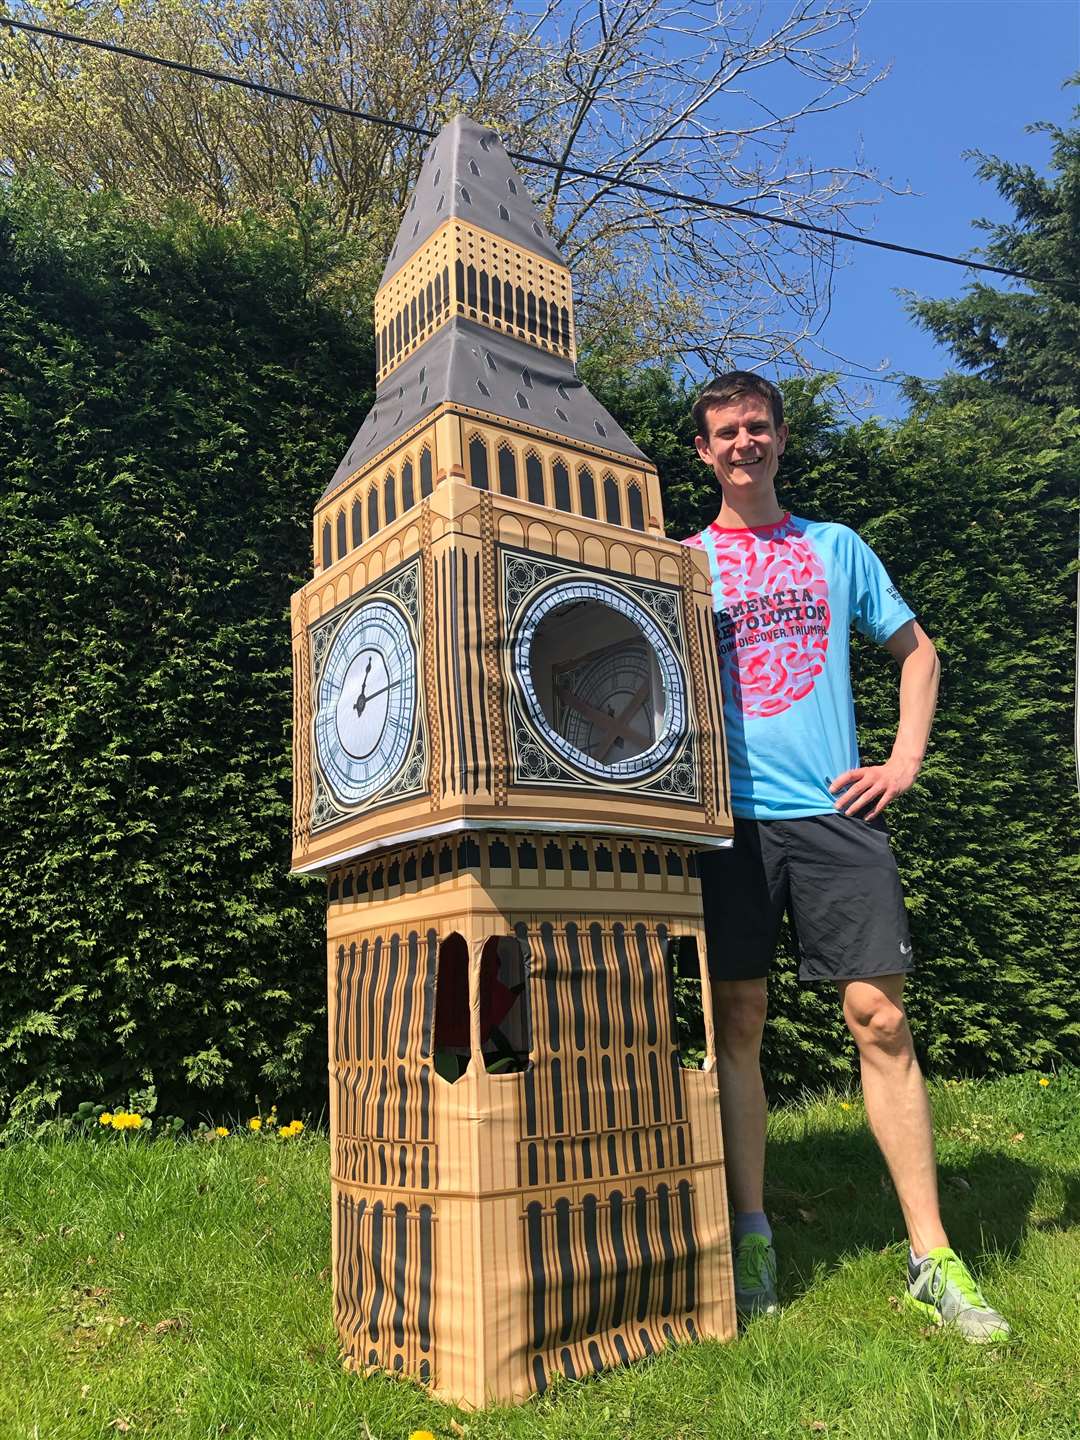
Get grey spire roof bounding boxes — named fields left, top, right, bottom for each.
left=380, top=116, right=563, bottom=285
left=325, top=321, right=646, bottom=497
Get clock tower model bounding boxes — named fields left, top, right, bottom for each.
left=291, top=116, right=736, bottom=1407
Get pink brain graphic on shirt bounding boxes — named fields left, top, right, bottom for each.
left=691, top=520, right=831, bottom=719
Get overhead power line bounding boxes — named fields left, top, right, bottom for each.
left=0, top=14, right=1061, bottom=292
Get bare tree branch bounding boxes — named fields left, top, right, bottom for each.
left=0, top=0, right=896, bottom=374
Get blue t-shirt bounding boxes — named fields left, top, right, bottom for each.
left=684, top=514, right=915, bottom=820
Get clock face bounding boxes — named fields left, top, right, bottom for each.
left=313, top=597, right=418, bottom=806
left=511, top=576, right=687, bottom=782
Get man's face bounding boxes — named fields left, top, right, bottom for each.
left=694, top=395, right=788, bottom=500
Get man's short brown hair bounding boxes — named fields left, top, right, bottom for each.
left=692, top=371, right=784, bottom=438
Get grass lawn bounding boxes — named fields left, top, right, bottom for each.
left=2, top=1071, right=1077, bottom=1440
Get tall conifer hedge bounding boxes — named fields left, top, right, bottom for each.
left=1, top=179, right=1076, bottom=1127
left=0, top=180, right=373, bottom=1126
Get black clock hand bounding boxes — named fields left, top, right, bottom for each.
left=356, top=679, right=402, bottom=705
left=353, top=656, right=374, bottom=718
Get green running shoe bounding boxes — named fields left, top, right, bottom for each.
left=905, top=1247, right=1011, bottom=1344
left=734, top=1233, right=778, bottom=1318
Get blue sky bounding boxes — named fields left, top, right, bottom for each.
left=778, top=0, right=1079, bottom=417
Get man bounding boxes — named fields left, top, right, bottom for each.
left=685, top=371, right=1009, bottom=1343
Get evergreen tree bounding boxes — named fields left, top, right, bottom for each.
left=0, top=177, right=373, bottom=1127
left=907, top=78, right=1080, bottom=409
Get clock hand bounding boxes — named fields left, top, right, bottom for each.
left=356, top=678, right=402, bottom=705
left=353, top=655, right=375, bottom=719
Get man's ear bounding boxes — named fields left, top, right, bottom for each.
left=694, top=432, right=712, bottom=465
left=776, top=423, right=789, bottom=457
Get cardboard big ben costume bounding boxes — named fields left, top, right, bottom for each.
left=290, top=116, right=737, bottom=1406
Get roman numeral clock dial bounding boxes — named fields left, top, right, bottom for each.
left=313, top=599, right=417, bottom=807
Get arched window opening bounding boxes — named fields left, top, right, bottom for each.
left=491, top=275, right=503, bottom=321
left=538, top=296, right=549, bottom=341
left=420, top=446, right=433, bottom=497
left=454, top=259, right=465, bottom=308
left=628, top=482, right=646, bottom=531
left=466, top=264, right=478, bottom=310
left=526, top=292, right=537, bottom=334
left=469, top=434, right=490, bottom=490
left=662, top=935, right=707, bottom=1070
left=498, top=443, right=518, bottom=497
left=336, top=508, right=347, bottom=560
left=433, top=933, right=470, bottom=1082
left=525, top=452, right=545, bottom=505
left=432, top=933, right=532, bottom=1082
left=578, top=466, right=597, bottom=519
left=384, top=471, right=397, bottom=524
left=553, top=458, right=571, bottom=511
left=479, top=270, right=490, bottom=312
left=367, top=486, right=379, bottom=537
left=514, top=285, right=526, bottom=329
left=433, top=272, right=443, bottom=312
left=321, top=520, right=332, bottom=571
left=351, top=497, right=363, bottom=549
left=503, top=279, right=514, bottom=319
left=603, top=473, right=622, bottom=526
left=479, top=936, right=531, bottom=1074
left=416, top=288, right=426, bottom=332
left=401, top=458, right=415, bottom=511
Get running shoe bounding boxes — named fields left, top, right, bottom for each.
left=734, top=1233, right=778, bottom=1318
left=905, top=1247, right=1011, bottom=1343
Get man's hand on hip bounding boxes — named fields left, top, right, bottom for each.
left=830, top=754, right=921, bottom=819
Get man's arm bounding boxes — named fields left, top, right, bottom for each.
left=830, top=619, right=940, bottom=819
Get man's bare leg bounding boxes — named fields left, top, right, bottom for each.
left=712, top=977, right=770, bottom=1212
left=712, top=976, right=777, bottom=1314
left=838, top=973, right=948, bottom=1255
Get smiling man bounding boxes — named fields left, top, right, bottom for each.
left=684, top=371, right=1009, bottom=1343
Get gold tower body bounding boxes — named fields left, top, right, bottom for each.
left=291, top=117, right=736, bottom=1406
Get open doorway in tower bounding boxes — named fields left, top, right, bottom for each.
left=433, top=933, right=532, bottom=1081
left=662, top=935, right=708, bottom=1070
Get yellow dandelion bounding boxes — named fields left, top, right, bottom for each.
left=408, top=1431, right=437, bottom=1440
left=265, top=1114, right=277, bottom=1128
left=129, top=1114, right=143, bottom=1129
left=110, top=1113, right=128, bottom=1129
left=215, top=1126, right=230, bottom=1138
left=248, top=1117, right=262, bottom=1131
left=839, top=1102, right=852, bottom=1112
left=99, top=1113, right=113, bottom=1126
left=290, top=1120, right=304, bottom=1134
left=1039, top=1077, right=1050, bottom=1087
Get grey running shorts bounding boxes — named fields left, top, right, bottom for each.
left=698, top=812, right=915, bottom=984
